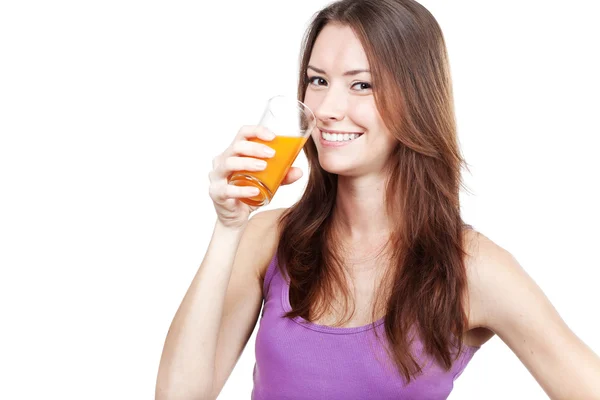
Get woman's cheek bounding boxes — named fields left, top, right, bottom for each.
left=349, top=98, right=380, bottom=131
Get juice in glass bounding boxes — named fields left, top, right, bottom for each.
left=227, top=95, right=315, bottom=207
left=229, top=135, right=309, bottom=207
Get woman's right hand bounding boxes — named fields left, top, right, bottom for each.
left=208, top=125, right=303, bottom=229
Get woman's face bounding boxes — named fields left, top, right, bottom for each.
left=304, top=23, right=397, bottom=177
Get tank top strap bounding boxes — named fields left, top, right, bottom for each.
left=262, top=253, right=280, bottom=299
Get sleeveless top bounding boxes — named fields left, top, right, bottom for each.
left=251, top=254, right=480, bottom=400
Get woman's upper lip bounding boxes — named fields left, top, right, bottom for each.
left=319, top=128, right=364, bottom=135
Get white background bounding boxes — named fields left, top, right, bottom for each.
left=1, top=0, right=599, bottom=399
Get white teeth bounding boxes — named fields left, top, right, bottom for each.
left=321, top=131, right=361, bottom=142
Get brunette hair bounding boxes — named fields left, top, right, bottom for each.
left=276, top=0, right=471, bottom=383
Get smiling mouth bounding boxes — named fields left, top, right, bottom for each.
left=319, top=129, right=364, bottom=143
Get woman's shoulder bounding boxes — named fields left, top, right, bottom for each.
left=247, top=207, right=288, bottom=280
left=462, top=227, right=515, bottom=276
left=250, top=207, right=288, bottom=226
left=461, top=227, right=517, bottom=328
left=460, top=227, right=508, bottom=345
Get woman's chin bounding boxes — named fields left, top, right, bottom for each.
left=318, top=158, right=357, bottom=176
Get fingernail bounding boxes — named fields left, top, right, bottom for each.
left=255, top=160, right=267, bottom=169
left=263, top=147, right=276, bottom=157
left=266, top=132, right=276, bottom=140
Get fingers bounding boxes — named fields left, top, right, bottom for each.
left=210, top=126, right=276, bottom=183
left=229, top=140, right=276, bottom=159
left=209, top=183, right=260, bottom=202
left=208, top=125, right=279, bottom=205
left=209, top=156, right=267, bottom=181
left=234, top=125, right=276, bottom=142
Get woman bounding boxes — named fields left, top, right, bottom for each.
left=156, top=0, right=600, bottom=399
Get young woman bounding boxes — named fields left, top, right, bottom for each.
left=156, top=1, right=600, bottom=399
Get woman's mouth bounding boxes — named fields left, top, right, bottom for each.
left=319, top=129, right=364, bottom=146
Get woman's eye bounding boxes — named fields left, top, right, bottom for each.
left=307, top=76, right=371, bottom=91
left=308, top=76, right=327, bottom=86
left=352, top=82, right=372, bottom=91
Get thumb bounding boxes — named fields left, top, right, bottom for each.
left=280, top=167, right=303, bottom=186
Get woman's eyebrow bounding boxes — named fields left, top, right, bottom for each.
left=307, top=65, right=371, bottom=76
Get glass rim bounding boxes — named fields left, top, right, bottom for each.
left=266, top=94, right=316, bottom=124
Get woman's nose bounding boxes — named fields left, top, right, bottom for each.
left=314, top=89, right=346, bottom=122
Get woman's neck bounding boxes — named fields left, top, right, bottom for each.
left=333, top=174, right=393, bottom=241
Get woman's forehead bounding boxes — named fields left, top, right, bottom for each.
left=309, top=23, right=370, bottom=73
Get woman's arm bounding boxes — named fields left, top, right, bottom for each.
left=155, top=209, right=281, bottom=400
left=467, top=232, right=600, bottom=399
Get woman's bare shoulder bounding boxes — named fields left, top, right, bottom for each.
left=461, top=227, right=504, bottom=344
left=462, top=228, right=513, bottom=278
left=246, top=207, right=288, bottom=279
left=461, top=227, right=515, bottom=329
left=250, top=207, right=288, bottom=226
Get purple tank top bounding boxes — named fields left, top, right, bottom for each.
left=252, top=255, right=479, bottom=400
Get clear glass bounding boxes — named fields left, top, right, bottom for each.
left=228, top=95, right=317, bottom=206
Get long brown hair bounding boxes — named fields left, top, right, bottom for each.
left=276, top=0, right=472, bottom=383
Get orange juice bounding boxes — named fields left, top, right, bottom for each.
left=229, top=135, right=308, bottom=206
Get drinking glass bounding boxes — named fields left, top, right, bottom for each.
left=228, top=95, right=316, bottom=206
